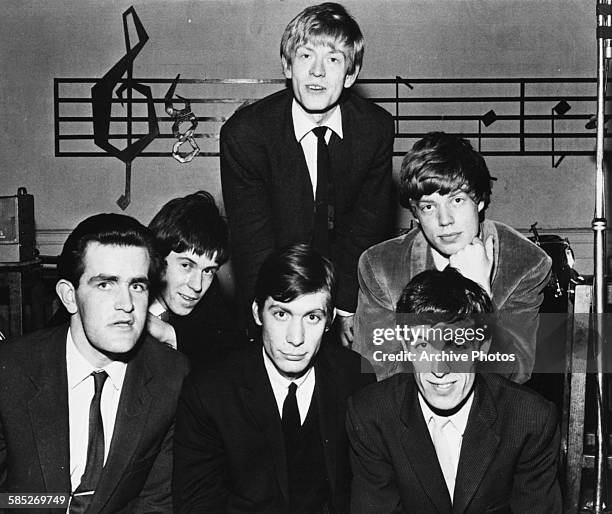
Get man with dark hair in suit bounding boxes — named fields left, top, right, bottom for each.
left=147, top=190, right=247, bottom=366
left=221, top=2, right=394, bottom=346
left=173, top=243, right=374, bottom=513
left=347, top=268, right=561, bottom=513
left=0, top=213, right=189, bottom=513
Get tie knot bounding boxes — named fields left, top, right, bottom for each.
left=312, top=126, right=328, bottom=140
left=287, top=382, right=298, bottom=396
left=92, top=370, right=108, bottom=394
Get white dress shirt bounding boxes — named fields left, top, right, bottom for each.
left=418, top=391, right=474, bottom=501
left=291, top=99, right=343, bottom=196
left=66, top=329, right=127, bottom=492
left=262, top=347, right=316, bottom=425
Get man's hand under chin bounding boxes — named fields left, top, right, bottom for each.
left=337, top=314, right=355, bottom=348
left=448, top=235, right=494, bottom=297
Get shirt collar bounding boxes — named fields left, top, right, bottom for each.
left=262, top=346, right=314, bottom=391
left=148, top=297, right=167, bottom=317
left=418, top=389, right=474, bottom=436
left=291, top=99, right=343, bottom=143
left=66, top=328, right=128, bottom=392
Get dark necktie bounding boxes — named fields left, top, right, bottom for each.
left=70, top=370, right=108, bottom=514
left=312, top=126, right=333, bottom=256
left=282, top=382, right=300, bottom=442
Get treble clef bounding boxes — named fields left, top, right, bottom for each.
left=91, top=6, right=159, bottom=209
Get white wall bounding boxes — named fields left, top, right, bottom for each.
left=0, top=0, right=600, bottom=272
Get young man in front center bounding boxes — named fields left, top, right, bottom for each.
left=173, top=244, right=374, bottom=513
left=221, top=2, right=394, bottom=345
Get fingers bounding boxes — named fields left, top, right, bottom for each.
left=484, top=235, right=494, bottom=261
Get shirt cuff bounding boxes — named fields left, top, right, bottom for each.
left=336, top=309, right=354, bottom=317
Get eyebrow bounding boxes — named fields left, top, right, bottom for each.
left=268, top=303, right=327, bottom=316
left=87, top=274, right=149, bottom=286
left=178, top=256, right=219, bottom=270
left=297, top=44, right=346, bottom=56
left=88, top=274, right=119, bottom=285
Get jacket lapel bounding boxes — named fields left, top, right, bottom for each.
left=399, top=378, right=453, bottom=513
left=92, top=342, right=153, bottom=509
left=313, top=351, right=338, bottom=495
left=481, top=221, right=502, bottom=307
left=27, top=326, right=71, bottom=493
left=452, top=378, right=500, bottom=514
left=237, top=345, right=289, bottom=502
left=410, top=229, right=433, bottom=276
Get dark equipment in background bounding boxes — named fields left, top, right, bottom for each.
left=0, top=187, right=35, bottom=263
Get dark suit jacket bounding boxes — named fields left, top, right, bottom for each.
left=220, top=88, right=394, bottom=312
left=0, top=324, right=189, bottom=513
left=168, top=278, right=249, bottom=369
left=173, top=341, right=375, bottom=513
left=346, top=373, right=562, bottom=513
left=354, top=220, right=552, bottom=383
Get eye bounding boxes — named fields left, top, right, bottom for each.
left=203, top=267, right=217, bottom=276
left=180, top=261, right=192, bottom=270
left=97, top=282, right=111, bottom=290
left=419, top=204, right=433, bottom=213
left=298, top=51, right=311, bottom=60
left=452, top=196, right=465, bottom=205
left=131, top=282, right=148, bottom=293
left=272, top=310, right=287, bottom=320
left=306, top=313, right=322, bottom=324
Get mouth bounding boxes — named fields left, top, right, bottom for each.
left=438, top=232, right=461, bottom=243
left=178, top=292, right=199, bottom=303
left=112, top=319, right=134, bottom=329
left=427, top=381, right=456, bottom=391
left=306, top=84, right=326, bottom=92
left=281, top=352, right=307, bottom=361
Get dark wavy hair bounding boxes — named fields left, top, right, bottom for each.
left=399, top=132, right=493, bottom=221
left=148, top=190, right=229, bottom=265
left=254, top=243, right=336, bottom=323
left=58, top=213, right=159, bottom=288
left=396, top=267, right=492, bottom=327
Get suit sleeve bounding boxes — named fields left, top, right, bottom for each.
left=0, top=413, right=6, bottom=490
left=346, top=397, right=404, bottom=514
left=353, top=251, right=407, bottom=381
left=220, top=121, right=276, bottom=311
left=510, top=401, right=562, bottom=512
left=493, top=252, right=552, bottom=383
left=173, top=377, right=228, bottom=513
left=336, top=114, right=394, bottom=312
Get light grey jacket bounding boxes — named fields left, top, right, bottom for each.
left=353, top=220, right=552, bottom=383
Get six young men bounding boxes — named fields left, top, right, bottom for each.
left=0, top=3, right=561, bottom=513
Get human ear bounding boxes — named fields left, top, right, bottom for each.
left=343, top=65, right=360, bottom=88
left=251, top=300, right=263, bottom=326
left=56, top=279, right=78, bottom=315
left=281, top=56, right=293, bottom=80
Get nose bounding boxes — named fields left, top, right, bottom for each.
left=431, top=359, right=450, bottom=375
left=309, top=56, right=325, bottom=77
left=187, top=270, right=203, bottom=293
left=286, top=318, right=305, bottom=347
left=115, top=285, right=134, bottom=313
left=437, top=204, right=454, bottom=226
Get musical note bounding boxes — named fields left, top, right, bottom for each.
left=164, top=74, right=200, bottom=163
left=91, top=6, right=159, bottom=209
